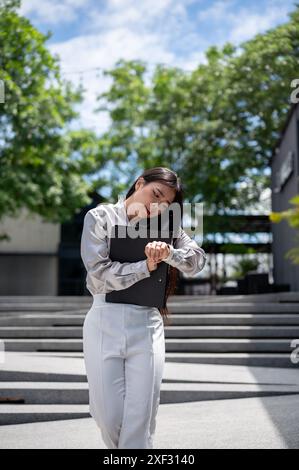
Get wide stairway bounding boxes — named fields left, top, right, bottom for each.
left=0, top=293, right=298, bottom=425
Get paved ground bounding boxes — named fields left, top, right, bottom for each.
left=0, top=393, right=299, bottom=449
left=0, top=351, right=299, bottom=449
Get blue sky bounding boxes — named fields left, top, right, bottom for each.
left=18, top=0, right=298, bottom=135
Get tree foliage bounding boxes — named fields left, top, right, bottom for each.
left=0, top=0, right=100, bottom=223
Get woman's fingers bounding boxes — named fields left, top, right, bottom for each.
left=150, top=241, right=160, bottom=262
left=151, top=241, right=159, bottom=261
left=145, top=241, right=169, bottom=262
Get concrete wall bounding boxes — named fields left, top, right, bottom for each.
left=0, top=208, right=60, bottom=295
left=271, top=105, right=299, bottom=291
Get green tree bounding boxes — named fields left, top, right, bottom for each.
left=231, top=253, right=260, bottom=280
left=0, top=0, right=100, bottom=226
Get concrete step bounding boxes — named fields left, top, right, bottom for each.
left=174, top=292, right=299, bottom=302
left=0, top=351, right=86, bottom=382
left=0, top=327, right=84, bottom=338
left=1, top=382, right=299, bottom=409
left=0, top=309, right=88, bottom=315
left=1, top=313, right=299, bottom=327
left=17, top=351, right=296, bottom=368
left=0, top=370, right=86, bottom=382
left=165, top=352, right=298, bottom=368
left=1, top=393, right=299, bottom=449
left=166, top=314, right=299, bottom=325
left=1, top=353, right=296, bottom=372
left=0, top=293, right=297, bottom=303
left=0, top=315, right=86, bottom=326
left=165, top=338, right=297, bottom=352
left=1, top=325, right=299, bottom=338
left=166, top=303, right=299, bottom=313
left=164, top=326, right=299, bottom=338
left=0, top=382, right=88, bottom=404
left=1, top=338, right=298, bottom=352
left=0, top=296, right=93, bottom=304
left=2, top=339, right=83, bottom=351
left=1, top=303, right=299, bottom=314
left=0, top=404, right=90, bottom=425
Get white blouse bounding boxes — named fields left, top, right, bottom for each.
left=80, top=197, right=207, bottom=295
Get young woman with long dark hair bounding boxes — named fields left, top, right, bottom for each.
left=80, top=167, right=207, bottom=449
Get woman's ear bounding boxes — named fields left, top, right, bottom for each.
left=135, top=177, right=144, bottom=191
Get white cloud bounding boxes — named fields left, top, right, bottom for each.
left=50, top=27, right=178, bottom=133
left=198, top=0, right=236, bottom=22
left=228, top=7, right=287, bottom=43
left=19, top=0, right=91, bottom=24
left=197, top=0, right=293, bottom=44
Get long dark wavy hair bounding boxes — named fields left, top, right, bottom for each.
left=125, top=167, right=183, bottom=326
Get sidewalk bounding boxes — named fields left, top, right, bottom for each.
left=0, top=393, right=298, bottom=448
left=0, top=351, right=298, bottom=448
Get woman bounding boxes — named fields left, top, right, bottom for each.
left=80, top=167, right=207, bottom=449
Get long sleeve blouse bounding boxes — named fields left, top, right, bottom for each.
left=80, top=197, right=207, bottom=295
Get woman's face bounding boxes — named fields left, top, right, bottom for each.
left=126, top=177, right=177, bottom=220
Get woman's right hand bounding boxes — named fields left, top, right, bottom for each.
left=146, top=258, right=158, bottom=272
left=145, top=241, right=167, bottom=272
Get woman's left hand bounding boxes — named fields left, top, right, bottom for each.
left=145, top=241, right=170, bottom=263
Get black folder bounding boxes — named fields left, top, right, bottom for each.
left=105, top=219, right=174, bottom=308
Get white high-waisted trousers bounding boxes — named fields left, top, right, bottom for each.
left=82, top=293, right=165, bottom=449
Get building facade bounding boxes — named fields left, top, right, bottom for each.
left=0, top=192, right=103, bottom=296
left=271, top=102, right=299, bottom=291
